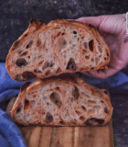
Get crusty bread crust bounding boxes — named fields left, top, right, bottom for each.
left=11, top=75, right=113, bottom=126
left=6, top=19, right=110, bottom=81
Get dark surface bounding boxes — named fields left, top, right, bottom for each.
left=0, top=0, right=128, bottom=146
left=110, top=91, right=128, bottom=147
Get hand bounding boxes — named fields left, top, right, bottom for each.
left=76, top=14, right=128, bottom=79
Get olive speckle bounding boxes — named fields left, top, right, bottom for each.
left=83, top=42, right=87, bottom=48
left=89, top=40, right=94, bottom=52
left=50, top=92, right=62, bottom=108
left=42, top=61, right=54, bottom=70
left=22, top=71, right=36, bottom=80
left=80, top=116, right=85, bottom=120
left=16, top=58, right=28, bottom=67
left=26, top=40, right=33, bottom=48
left=46, top=113, right=53, bottom=123
left=72, top=86, right=79, bottom=99
left=86, top=118, right=104, bottom=125
left=73, top=31, right=77, bottom=34
left=24, top=99, right=30, bottom=110
left=16, top=107, right=21, bottom=113
left=66, top=58, right=76, bottom=71
left=104, top=107, right=109, bottom=113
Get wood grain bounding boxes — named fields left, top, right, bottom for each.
left=20, top=121, right=114, bottom=147
left=7, top=98, right=114, bottom=147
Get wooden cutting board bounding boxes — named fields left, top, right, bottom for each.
left=7, top=98, right=114, bottom=147
left=20, top=121, right=114, bottom=147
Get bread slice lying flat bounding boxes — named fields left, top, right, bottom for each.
left=6, top=19, right=110, bottom=81
left=11, top=75, right=113, bottom=126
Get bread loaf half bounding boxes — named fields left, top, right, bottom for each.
left=6, top=19, right=110, bottom=81
left=11, top=75, right=113, bottom=126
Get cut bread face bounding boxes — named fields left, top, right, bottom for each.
left=11, top=76, right=113, bottom=126
left=6, top=19, right=110, bottom=81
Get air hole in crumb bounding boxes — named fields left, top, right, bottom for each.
left=81, top=36, right=84, bottom=39
left=24, top=34, right=28, bottom=37
left=31, top=100, right=35, bottom=106
left=81, top=106, right=87, bottom=111
left=86, top=118, right=104, bottom=125
left=80, top=116, right=85, bottom=120
left=22, top=71, right=36, bottom=80
left=24, top=99, right=30, bottom=109
left=73, top=31, right=77, bottom=34
left=89, top=40, right=94, bottom=52
left=16, top=107, right=21, bottom=113
left=104, top=90, right=109, bottom=95
left=50, top=92, right=62, bottom=108
left=26, top=40, right=33, bottom=48
left=37, top=39, right=41, bottom=47
left=33, top=94, right=36, bottom=98
left=16, top=58, right=28, bottom=67
left=66, top=58, right=76, bottom=71
left=104, top=57, right=107, bottom=60
left=107, top=52, right=109, bottom=56
left=34, top=69, right=41, bottom=73
left=83, top=42, right=87, bottom=48
left=45, top=70, right=51, bottom=76
left=75, top=110, right=81, bottom=115
left=46, top=113, right=53, bottom=123
left=91, top=67, right=94, bottom=70
left=56, top=87, right=60, bottom=90
left=59, top=121, right=64, bottom=124
left=21, top=82, right=31, bottom=92
left=56, top=68, right=61, bottom=73
left=12, top=41, right=20, bottom=50
left=85, top=56, right=90, bottom=59
left=20, top=51, right=28, bottom=56
left=38, top=60, right=44, bottom=65
left=100, top=100, right=104, bottom=103
left=83, top=49, right=87, bottom=54
left=72, top=86, right=79, bottom=99
left=42, top=61, right=54, bottom=70
left=18, top=50, right=22, bottom=54
left=104, top=107, right=109, bottom=113
left=88, top=100, right=96, bottom=104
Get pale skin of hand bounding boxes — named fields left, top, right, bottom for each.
left=76, top=14, right=128, bottom=79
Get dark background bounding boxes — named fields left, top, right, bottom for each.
left=0, top=0, right=128, bottom=147
left=0, top=0, right=128, bottom=61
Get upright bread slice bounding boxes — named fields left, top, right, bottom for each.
left=11, top=75, right=113, bottom=126
left=6, top=19, right=110, bottom=81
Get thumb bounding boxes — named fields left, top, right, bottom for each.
left=76, top=16, right=103, bottom=28
left=83, top=67, right=120, bottom=79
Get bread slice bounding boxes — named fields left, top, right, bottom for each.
left=6, top=19, right=110, bottom=81
left=6, top=97, right=17, bottom=116
left=11, top=75, right=113, bottom=126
